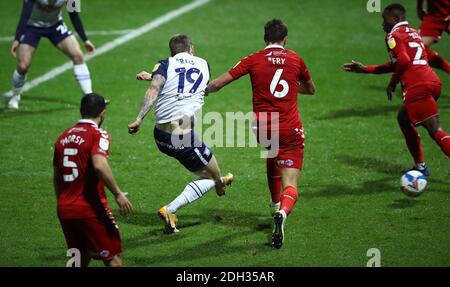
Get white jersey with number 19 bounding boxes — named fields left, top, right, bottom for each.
left=151, top=52, right=210, bottom=124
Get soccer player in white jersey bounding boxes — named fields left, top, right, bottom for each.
left=6, top=0, right=95, bottom=109
left=128, top=35, right=233, bottom=234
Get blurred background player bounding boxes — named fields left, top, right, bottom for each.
left=53, top=93, right=133, bottom=267
left=128, top=35, right=233, bottom=234
left=417, top=0, right=450, bottom=74
left=6, top=0, right=95, bottom=109
left=206, top=19, right=316, bottom=249
left=343, top=4, right=450, bottom=176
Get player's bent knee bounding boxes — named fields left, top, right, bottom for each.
left=18, top=61, right=30, bottom=74
left=71, top=52, right=85, bottom=65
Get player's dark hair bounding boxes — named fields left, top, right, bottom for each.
left=384, top=3, right=406, bottom=15
left=264, top=19, right=288, bottom=44
left=80, top=93, right=107, bottom=118
left=169, top=34, right=192, bottom=56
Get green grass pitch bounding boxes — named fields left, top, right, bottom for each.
left=0, top=0, right=449, bottom=267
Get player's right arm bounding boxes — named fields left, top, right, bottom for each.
left=128, top=74, right=166, bottom=134
left=11, top=0, right=35, bottom=57
left=205, top=72, right=235, bottom=95
left=92, top=155, right=133, bottom=215
left=206, top=55, right=252, bottom=96
left=342, top=60, right=394, bottom=74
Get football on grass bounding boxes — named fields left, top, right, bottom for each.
left=400, top=170, right=427, bottom=197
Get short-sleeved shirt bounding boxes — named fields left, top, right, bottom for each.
left=28, top=0, right=67, bottom=28
left=228, top=44, right=311, bottom=131
left=386, top=22, right=440, bottom=90
left=151, top=52, right=210, bottom=124
left=53, top=119, right=111, bottom=219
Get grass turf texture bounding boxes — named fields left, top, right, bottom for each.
left=0, top=0, right=449, bottom=267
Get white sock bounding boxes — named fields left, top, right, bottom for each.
left=167, top=179, right=216, bottom=213
left=12, top=69, right=27, bottom=97
left=73, top=63, right=92, bottom=94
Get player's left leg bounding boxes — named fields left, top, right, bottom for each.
left=56, top=35, right=93, bottom=94
left=397, top=106, right=428, bottom=174
left=161, top=155, right=233, bottom=230
left=272, top=167, right=300, bottom=249
left=267, top=157, right=282, bottom=215
left=155, top=129, right=233, bottom=233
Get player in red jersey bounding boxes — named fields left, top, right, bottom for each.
left=206, top=19, right=315, bottom=249
left=343, top=4, right=450, bottom=176
left=417, top=0, right=450, bottom=73
left=53, top=93, right=133, bottom=267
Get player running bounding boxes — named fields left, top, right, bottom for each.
left=53, top=93, right=133, bottom=267
left=417, top=0, right=450, bottom=74
left=128, top=35, right=233, bottom=234
left=6, top=0, right=95, bottom=109
left=205, top=19, right=316, bottom=249
left=343, top=3, right=450, bottom=176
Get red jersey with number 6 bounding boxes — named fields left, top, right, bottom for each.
left=53, top=119, right=111, bottom=219
left=228, top=44, right=311, bottom=130
left=386, top=22, right=441, bottom=90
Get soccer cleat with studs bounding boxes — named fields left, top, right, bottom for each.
left=158, top=206, right=179, bottom=234
left=272, top=210, right=286, bottom=249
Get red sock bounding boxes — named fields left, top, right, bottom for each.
left=400, top=124, right=424, bottom=164
left=280, top=186, right=298, bottom=216
left=434, top=130, right=450, bottom=157
left=266, top=158, right=281, bottom=203
left=426, top=47, right=450, bottom=74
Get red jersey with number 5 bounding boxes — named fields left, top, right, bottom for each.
left=228, top=44, right=311, bottom=130
left=386, top=22, right=441, bottom=90
left=53, top=119, right=111, bottom=219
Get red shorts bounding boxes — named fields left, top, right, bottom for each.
left=59, top=216, right=122, bottom=260
left=273, top=127, right=305, bottom=169
left=403, top=83, right=442, bottom=126
left=419, top=15, right=450, bottom=39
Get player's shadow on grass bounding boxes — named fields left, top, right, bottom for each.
left=0, top=106, right=74, bottom=118
left=126, top=229, right=269, bottom=266
left=315, top=105, right=400, bottom=121
left=118, top=208, right=272, bottom=251
left=0, top=96, right=76, bottom=118
left=388, top=198, right=419, bottom=209
left=337, top=155, right=405, bottom=175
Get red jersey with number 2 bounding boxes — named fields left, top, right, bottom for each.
left=386, top=22, right=441, bottom=90
left=53, top=120, right=111, bottom=219
left=228, top=45, right=311, bottom=130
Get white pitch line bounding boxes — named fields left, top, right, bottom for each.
left=3, top=0, right=210, bottom=97
left=0, top=30, right=135, bottom=42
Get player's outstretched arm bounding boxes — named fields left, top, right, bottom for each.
left=205, top=72, right=234, bottom=95
left=343, top=60, right=394, bottom=74
left=92, top=155, right=133, bottom=215
left=128, top=74, right=166, bottom=134
left=342, top=60, right=367, bottom=73
left=299, top=79, right=316, bottom=95
left=69, top=12, right=95, bottom=54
